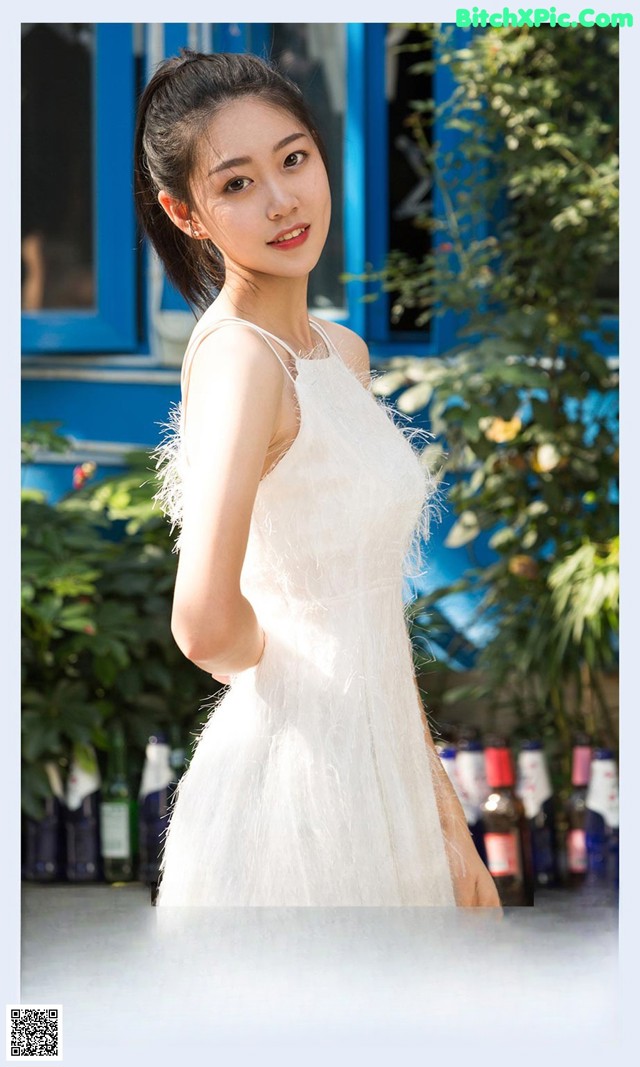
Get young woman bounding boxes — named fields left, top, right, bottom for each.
left=134, top=49, right=500, bottom=909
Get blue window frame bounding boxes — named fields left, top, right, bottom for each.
left=21, top=24, right=136, bottom=354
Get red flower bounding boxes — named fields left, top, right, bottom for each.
left=437, top=242, right=454, bottom=253
left=72, top=461, right=97, bottom=490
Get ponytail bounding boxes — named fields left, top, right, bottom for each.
left=133, top=56, right=224, bottom=313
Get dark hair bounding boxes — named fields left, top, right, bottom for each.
left=133, top=49, right=330, bottom=314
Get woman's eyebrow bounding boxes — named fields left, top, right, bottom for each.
left=208, top=132, right=309, bottom=176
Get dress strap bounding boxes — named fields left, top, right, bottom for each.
left=180, top=316, right=299, bottom=420
left=308, top=317, right=334, bottom=353
left=180, top=314, right=340, bottom=423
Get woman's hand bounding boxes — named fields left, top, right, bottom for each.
left=414, top=678, right=502, bottom=911
left=447, top=826, right=503, bottom=909
left=434, top=773, right=503, bottom=910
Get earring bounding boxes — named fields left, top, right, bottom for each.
left=188, top=220, right=202, bottom=239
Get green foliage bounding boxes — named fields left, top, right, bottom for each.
left=21, top=432, right=213, bottom=821
left=371, top=24, right=619, bottom=767
left=21, top=420, right=74, bottom=465
left=379, top=23, right=618, bottom=334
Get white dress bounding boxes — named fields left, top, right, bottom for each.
left=152, top=307, right=457, bottom=906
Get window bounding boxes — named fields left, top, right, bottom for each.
left=21, top=24, right=137, bottom=353
left=385, top=25, right=435, bottom=336
left=266, top=24, right=346, bottom=314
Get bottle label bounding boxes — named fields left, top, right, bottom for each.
left=100, top=803, right=131, bottom=859
left=567, top=828, right=587, bottom=873
left=439, top=755, right=459, bottom=791
left=484, top=831, right=522, bottom=878
left=455, top=751, right=489, bottom=823
left=44, top=761, right=65, bottom=801
left=571, top=746, right=592, bottom=787
left=586, top=761, right=619, bottom=828
left=66, top=765, right=101, bottom=811
left=516, top=752, right=553, bottom=819
left=139, top=743, right=173, bottom=801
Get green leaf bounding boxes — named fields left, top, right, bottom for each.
left=396, top=382, right=434, bottom=413
left=444, top=510, right=481, bottom=548
left=371, top=370, right=410, bottom=397
left=489, top=526, right=517, bottom=550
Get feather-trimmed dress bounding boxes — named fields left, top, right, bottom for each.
left=151, top=306, right=457, bottom=906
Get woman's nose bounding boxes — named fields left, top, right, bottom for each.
left=266, top=181, right=298, bottom=220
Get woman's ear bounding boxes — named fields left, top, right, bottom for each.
left=157, top=190, right=206, bottom=240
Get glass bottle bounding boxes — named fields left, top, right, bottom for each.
left=99, top=721, right=134, bottom=883
left=437, top=744, right=460, bottom=792
left=516, top=739, right=560, bottom=888
left=168, top=723, right=187, bottom=808
left=480, top=740, right=535, bottom=906
left=65, top=742, right=102, bottom=882
left=138, top=732, right=173, bottom=893
left=565, top=737, right=592, bottom=887
left=455, top=736, right=489, bottom=866
left=585, top=747, right=619, bottom=892
left=22, top=761, right=66, bottom=882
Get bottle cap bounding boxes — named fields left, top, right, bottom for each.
left=519, top=739, right=543, bottom=751
left=484, top=732, right=508, bottom=748
left=149, top=732, right=169, bottom=746
left=485, top=746, right=515, bottom=788
left=573, top=730, right=591, bottom=746
left=458, top=738, right=484, bottom=752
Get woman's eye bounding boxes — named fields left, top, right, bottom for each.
left=224, top=176, right=250, bottom=193
left=284, top=150, right=308, bottom=168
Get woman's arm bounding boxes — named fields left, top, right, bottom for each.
left=171, top=326, right=284, bottom=676
left=414, top=663, right=502, bottom=910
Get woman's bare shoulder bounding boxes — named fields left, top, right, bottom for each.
left=186, top=318, right=289, bottom=388
left=312, top=318, right=371, bottom=386
left=181, top=320, right=287, bottom=462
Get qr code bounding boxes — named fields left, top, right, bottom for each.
left=6, top=1005, right=63, bottom=1060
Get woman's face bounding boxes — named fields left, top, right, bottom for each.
left=190, top=96, right=331, bottom=282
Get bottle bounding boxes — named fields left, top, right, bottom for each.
left=22, top=761, right=66, bottom=882
left=516, top=740, right=560, bottom=888
left=455, top=737, right=489, bottom=865
left=65, top=742, right=102, bottom=882
left=438, top=744, right=460, bottom=791
left=584, top=747, right=619, bottom=892
left=168, top=723, right=187, bottom=807
left=438, top=741, right=489, bottom=865
left=99, top=722, right=135, bottom=883
left=138, top=732, right=173, bottom=893
left=480, top=739, right=535, bottom=906
left=564, top=737, right=592, bottom=887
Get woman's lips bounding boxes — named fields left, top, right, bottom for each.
left=267, top=225, right=310, bottom=250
